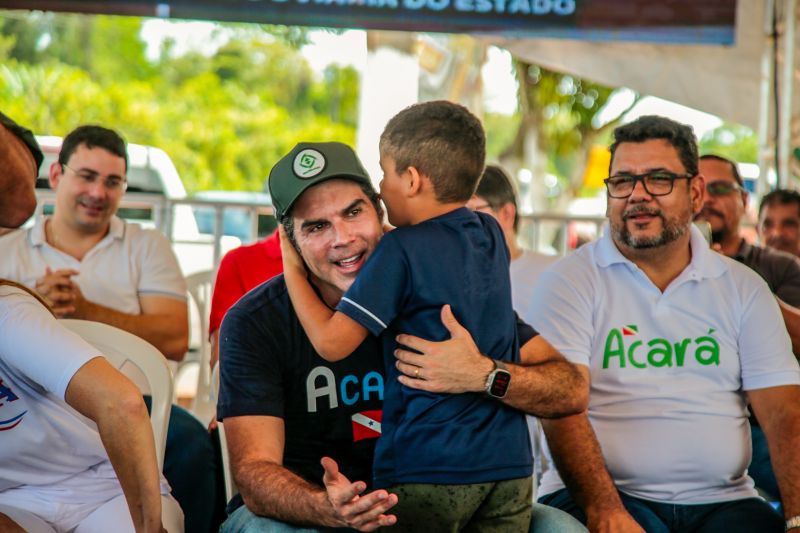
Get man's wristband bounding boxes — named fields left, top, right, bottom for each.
left=786, top=515, right=800, bottom=531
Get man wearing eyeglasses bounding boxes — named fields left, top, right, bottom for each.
left=0, top=125, right=189, bottom=357
left=529, top=115, right=800, bottom=532
left=695, top=155, right=800, bottom=307
left=695, top=154, right=800, bottom=508
left=0, top=125, right=221, bottom=532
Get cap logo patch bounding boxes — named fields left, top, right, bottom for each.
left=293, top=149, right=325, bottom=179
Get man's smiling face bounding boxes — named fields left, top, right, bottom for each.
left=290, top=178, right=383, bottom=302
left=606, top=139, right=701, bottom=253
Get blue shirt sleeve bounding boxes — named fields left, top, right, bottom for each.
left=516, top=312, right=537, bottom=345
left=337, top=231, right=410, bottom=337
left=217, top=306, right=286, bottom=420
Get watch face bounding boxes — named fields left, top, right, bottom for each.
left=489, top=370, right=511, bottom=397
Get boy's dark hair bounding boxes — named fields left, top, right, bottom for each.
left=380, top=100, right=486, bottom=203
left=476, top=164, right=519, bottom=231
left=280, top=179, right=383, bottom=252
left=609, top=115, right=698, bottom=177
left=699, top=154, right=743, bottom=187
left=59, top=125, right=128, bottom=171
left=759, top=188, right=800, bottom=219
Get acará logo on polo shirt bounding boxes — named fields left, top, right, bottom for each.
left=603, top=325, right=720, bottom=369
left=293, top=149, right=325, bottom=179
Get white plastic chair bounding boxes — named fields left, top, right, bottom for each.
left=60, top=319, right=173, bottom=471
left=211, top=362, right=237, bottom=502
left=175, top=269, right=216, bottom=425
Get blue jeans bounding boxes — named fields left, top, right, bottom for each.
left=220, top=502, right=587, bottom=533
left=220, top=505, right=349, bottom=533
left=540, top=488, right=782, bottom=532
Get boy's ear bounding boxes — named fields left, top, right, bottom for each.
left=406, top=166, right=423, bottom=197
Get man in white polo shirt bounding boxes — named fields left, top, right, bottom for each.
left=0, top=113, right=181, bottom=532
left=0, top=125, right=188, bottom=360
left=0, top=125, right=218, bottom=533
left=530, top=115, right=800, bottom=532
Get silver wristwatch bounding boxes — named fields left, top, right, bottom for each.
left=484, top=360, right=511, bottom=398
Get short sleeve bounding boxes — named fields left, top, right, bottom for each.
left=739, top=281, right=800, bottom=390
left=209, top=249, right=246, bottom=335
left=0, top=288, right=100, bottom=399
left=515, top=312, right=538, bottom=346
left=217, top=306, right=286, bottom=420
left=137, top=230, right=187, bottom=300
left=337, top=231, right=410, bottom=336
left=528, top=264, right=595, bottom=367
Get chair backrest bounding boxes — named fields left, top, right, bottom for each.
left=60, top=319, right=173, bottom=471
left=211, top=362, right=237, bottom=502
left=184, top=270, right=216, bottom=424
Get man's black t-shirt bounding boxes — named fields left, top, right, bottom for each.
left=218, top=274, right=384, bottom=490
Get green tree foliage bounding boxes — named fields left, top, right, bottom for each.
left=484, top=112, right=520, bottom=162
left=699, top=122, right=758, bottom=163
left=505, top=62, right=636, bottom=201
left=0, top=12, right=358, bottom=194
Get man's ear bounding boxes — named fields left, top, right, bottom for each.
left=48, top=161, right=63, bottom=190
left=497, top=202, right=516, bottom=231
left=690, top=174, right=706, bottom=215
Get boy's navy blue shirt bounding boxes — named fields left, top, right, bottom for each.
left=337, top=207, right=533, bottom=487
left=217, top=274, right=385, bottom=508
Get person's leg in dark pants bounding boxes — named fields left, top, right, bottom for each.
left=144, top=397, right=219, bottom=533
left=539, top=488, right=669, bottom=533
left=692, top=497, right=783, bottom=533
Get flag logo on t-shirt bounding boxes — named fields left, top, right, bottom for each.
left=351, top=410, right=382, bottom=442
left=622, top=325, right=638, bottom=336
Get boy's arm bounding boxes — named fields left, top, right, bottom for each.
left=279, top=226, right=367, bottom=361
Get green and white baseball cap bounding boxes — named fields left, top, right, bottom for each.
left=269, top=142, right=373, bottom=219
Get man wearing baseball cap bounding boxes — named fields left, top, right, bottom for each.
left=216, top=141, right=587, bottom=532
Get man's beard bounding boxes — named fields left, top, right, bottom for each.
left=611, top=205, right=691, bottom=249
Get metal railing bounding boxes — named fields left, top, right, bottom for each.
left=519, top=213, right=606, bottom=256
left=32, top=190, right=604, bottom=268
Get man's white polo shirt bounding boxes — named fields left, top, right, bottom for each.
left=0, top=216, right=186, bottom=312
left=531, top=224, right=800, bottom=504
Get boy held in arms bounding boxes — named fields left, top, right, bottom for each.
left=278, top=100, right=533, bottom=531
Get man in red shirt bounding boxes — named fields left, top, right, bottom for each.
left=209, top=229, right=282, bottom=367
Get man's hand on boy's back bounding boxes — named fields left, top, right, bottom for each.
left=321, top=457, right=398, bottom=531
left=394, top=304, right=493, bottom=393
